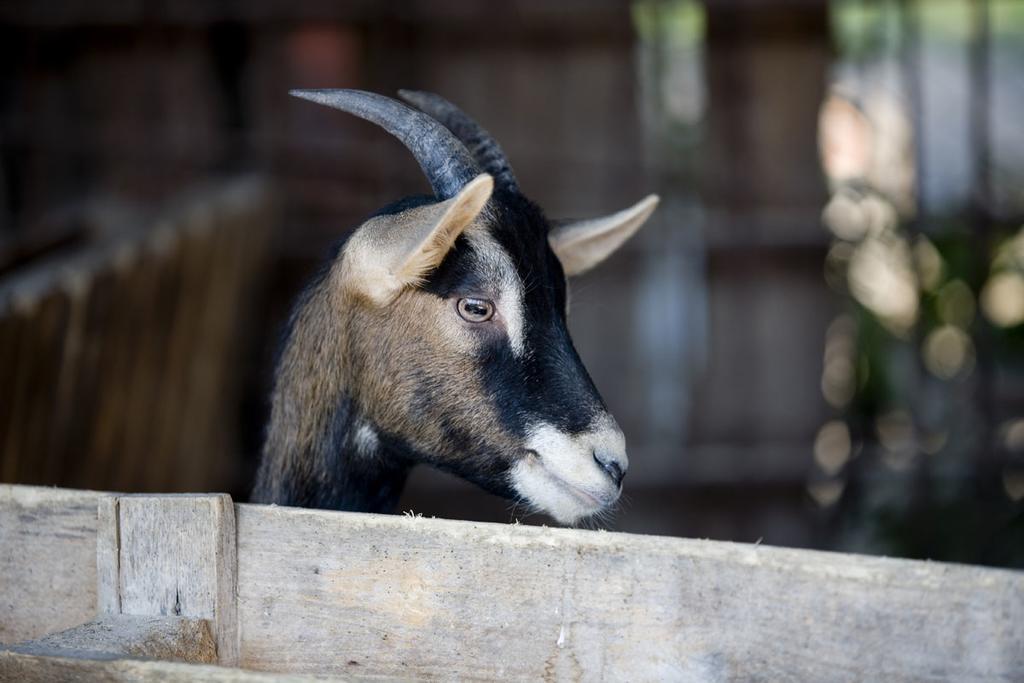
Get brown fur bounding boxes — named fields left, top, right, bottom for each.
left=256, top=265, right=349, bottom=498
left=253, top=177, right=522, bottom=506
left=343, top=272, right=521, bottom=463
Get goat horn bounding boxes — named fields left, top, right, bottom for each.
left=398, top=90, right=519, bottom=193
left=290, top=89, right=481, bottom=200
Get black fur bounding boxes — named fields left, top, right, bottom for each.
left=425, top=189, right=606, bottom=438
left=255, top=188, right=608, bottom=513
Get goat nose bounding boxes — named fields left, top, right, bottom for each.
left=594, top=451, right=626, bottom=487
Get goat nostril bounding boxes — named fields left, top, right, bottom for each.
left=593, top=452, right=625, bottom=487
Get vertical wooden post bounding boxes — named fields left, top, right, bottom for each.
left=96, top=494, right=238, bottom=666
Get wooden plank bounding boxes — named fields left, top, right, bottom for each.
left=1, top=307, right=35, bottom=482
left=16, top=290, right=69, bottom=485
left=123, top=234, right=178, bottom=491
left=236, top=504, right=1024, bottom=681
left=95, top=496, right=120, bottom=615
left=0, top=649, right=334, bottom=683
left=97, top=494, right=239, bottom=666
left=66, top=267, right=114, bottom=489
left=6, top=614, right=217, bottom=664
left=0, top=485, right=103, bottom=644
left=5, top=484, right=1022, bottom=680
left=42, top=282, right=83, bottom=487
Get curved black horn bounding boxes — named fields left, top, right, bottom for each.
left=290, top=89, right=481, bottom=200
left=398, top=90, right=519, bottom=193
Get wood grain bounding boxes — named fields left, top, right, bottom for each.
left=0, top=650, right=332, bottom=683
left=95, top=496, right=120, bottom=616
left=6, top=614, right=217, bottom=664
left=98, top=494, right=239, bottom=666
left=3, top=485, right=1022, bottom=681
left=236, top=504, right=1024, bottom=682
left=0, top=485, right=102, bottom=644
left=0, top=177, right=272, bottom=496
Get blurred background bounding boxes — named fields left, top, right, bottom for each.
left=1, top=0, right=1022, bottom=568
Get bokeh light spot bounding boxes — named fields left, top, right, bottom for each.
left=848, top=235, right=918, bottom=336
left=821, top=315, right=857, bottom=408
left=1000, top=418, right=1024, bottom=452
left=814, top=420, right=851, bottom=475
left=1003, top=470, right=1024, bottom=502
left=922, top=325, right=975, bottom=379
left=980, top=271, right=1024, bottom=328
left=913, top=236, right=944, bottom=292
left=936, top=279, right=975, bottom=329
left=807, top=480, right=846, bottom=508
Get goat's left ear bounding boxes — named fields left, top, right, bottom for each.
left=343, top=174, right=494, bottom=304
left=548, top=194, right=659, bottom=276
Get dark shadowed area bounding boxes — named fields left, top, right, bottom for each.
left=1, top=0, right=1022, bottom=568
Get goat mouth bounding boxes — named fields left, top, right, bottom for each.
left=524, top=450, right=605, bottom=509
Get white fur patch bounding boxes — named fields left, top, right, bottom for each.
left=352, top=420, right=380, bottom=458
left=509, top=417, right=627, bottom=524
left=466, top=230, right=526, bottom=357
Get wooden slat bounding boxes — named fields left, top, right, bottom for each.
left=6, top=614, right=217, bottom=664
left=0, top=309, right=28, bottom=482
left=123, top=236, right=177, bottom=491
left=148, top=228, right=192, bottom=490
left=0, top=650, right=331, bottom=683
left=43, top=280, right=85, bottom=487
left=98, top=494, right=239, bottom=666
left=0, top=485, right=103, bottom=643
left=106, top=243, right=152, bottom=493
left=1, top=307, right=35, bottom=482
left=3, top=484, right=1022, bottom=680
left=95, top=496, right=120, bottom=616
left=67, top=267, right=114, bottom=489
left=236, top=504, right=1024, bottom=681
left=16, top=290, right=69, bottom=485
left=89, top=260, right=137, bottom=489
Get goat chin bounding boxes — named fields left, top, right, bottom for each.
left=510, top=420, right=626, bottom=524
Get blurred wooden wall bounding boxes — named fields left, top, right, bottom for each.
left=0, top=178, right=272, bottom=494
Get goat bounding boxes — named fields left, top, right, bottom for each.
left=251, top=90, right=658, bottom=524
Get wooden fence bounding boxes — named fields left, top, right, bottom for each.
left=1, top=483, right=1022, bottom=681
left=0, top=178, right=272, bottom=495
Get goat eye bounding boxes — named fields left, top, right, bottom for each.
left=456, top=297, right=495, bottom=323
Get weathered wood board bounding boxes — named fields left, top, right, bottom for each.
left=7, top=614, right=217, bottom=664
left=236, top=504, right=1024, bottom=682
left=0, top=486, right=103, bottom=643
left=0, top=649, right=335, bottom=683
left=97, top=494, right=239, bottom=665
left=3, top=484, right=1023, bottom=681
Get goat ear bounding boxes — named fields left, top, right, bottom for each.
left=343, top=174, right=494, bottom=304
left=548, top=195, right=659, bottom=276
